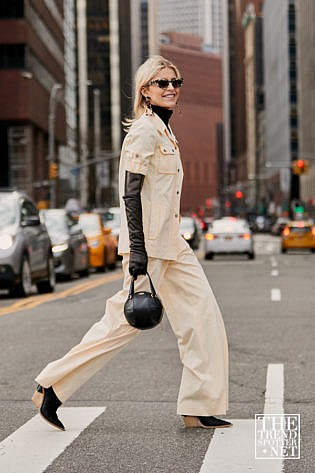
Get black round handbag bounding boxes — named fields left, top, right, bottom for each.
left=124, top=273, right=163, bottom=330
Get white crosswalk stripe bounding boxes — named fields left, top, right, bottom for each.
left=199, top=364, right=284, bottom=472
left=0, top=407, right=105, bottom=473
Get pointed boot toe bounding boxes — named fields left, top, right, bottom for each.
left=32, top=385, right=65, bottom=431
left=183, top=415, right=233, bottom=429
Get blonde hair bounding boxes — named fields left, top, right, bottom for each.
left=124, top=55, right=181, bottom=129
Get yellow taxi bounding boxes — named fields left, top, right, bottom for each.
left=78, top=213, right=118, bottom=271
left=281, top=220, right=315, bottom=253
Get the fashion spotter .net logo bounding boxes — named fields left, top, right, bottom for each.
left=255, top=414, right=300, bottom=459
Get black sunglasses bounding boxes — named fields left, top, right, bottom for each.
left=146, top=78, right=184, bottom=89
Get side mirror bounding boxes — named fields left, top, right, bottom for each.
left=21, top=215, right=41, bottom=227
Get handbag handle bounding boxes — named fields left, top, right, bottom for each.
left=128, top=272, right=157, bottom=298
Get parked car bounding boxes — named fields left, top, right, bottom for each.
left=204, top=217, right=255, bottom=260
left=0, top=189, right=55, bottom=296
left=78, top=213, right=117, bottom=271
left=40, top=209, right=89, bottom=279
left=103, top=207, right=121, bottom=242
left=281, top=220, right=315, bottom=253
left=180, top=216, right=200, bottom=249
left=271, top=217, right=290, bottom=236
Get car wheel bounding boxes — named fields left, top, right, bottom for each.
left=78, top=265, right=90, bottom=277
left=64, top=251, right=74, bottom=280
left=248, top=252, right=255, bottom=260
left=98, top=250, right=107, bottom=272
left=11, top=256, right=32, bottom=297
left=37, top=255, right=56, bottom=293
left=205, top=252, right=213, bottom=260
left=311, top=248, right=315, bottom=253
left=281, top=248, right=287, bottom=254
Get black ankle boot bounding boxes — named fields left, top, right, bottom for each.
left=37, top=385, right=65, bottom=431
left=198, top=416, right=232, bottom=428
left=183, top=415, right=232, bottom=429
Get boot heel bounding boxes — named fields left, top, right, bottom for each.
left=32, top=390, right=43, bottom=409
left=183, top=416, right=202, bottom=428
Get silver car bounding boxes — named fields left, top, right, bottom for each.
left=0, top=189, right=55, bottom=296
left=40, top=209, right=89, bottom=279
left=204, top=217, right=255, bottom=260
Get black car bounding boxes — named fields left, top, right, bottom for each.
left=0, top=189, right=55, bottom=296
left=180, top=216, right=200, bottom=250
left=40, top=209, right=89, bottom=279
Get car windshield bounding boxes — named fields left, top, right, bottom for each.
left=79, top=214, right=101, bottom=233
left=289, top=225, right=311, bottom=233
left=0, top=196, right=17, bottom=229
left=43, top=211, right=68, bottom=234
left=105, top=212, right=121, bottom=228
left=211, top=220, right=249, bottom=233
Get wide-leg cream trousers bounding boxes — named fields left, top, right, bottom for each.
left=36, top=246, right=229, bottom=416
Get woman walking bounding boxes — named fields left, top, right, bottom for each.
left=32, top=55, right=232, bottom=431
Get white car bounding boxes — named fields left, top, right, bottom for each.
left=204, top=217, right=255, bottom=260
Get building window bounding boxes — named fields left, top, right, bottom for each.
left=289, top=63, right=296, bottom=80
left=185, top=162, right=191, bottom=181
left=289, top=85, right=297, bottom=104
left=0, top=44, right=25, bottom=69
left=288, top=39, right=296, bottom=55
left=195, top=162, right=200, bottom=182
left=0, top=0, right=23, bottom=18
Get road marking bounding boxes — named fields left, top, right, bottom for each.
left=0, top=407, right=105, bottom=473
left=199, top=364, right=284, bottom=473
left=270, top=256, right=278, bottom=267
left=271, top=288, right=281, bottom=302
left=264, top=363, right=283, bottom=414
left=271, top=269, right=279, bottom=276
left=0, top=272, right=123, bottom=317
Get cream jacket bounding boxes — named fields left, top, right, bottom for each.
left=118, top=112, right=187, bottom=260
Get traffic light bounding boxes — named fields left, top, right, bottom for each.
left=49, top=162, right=58, bottom=179
left=235, top=190, right=243, bottom=199
left=292, top=159, right=309, bottom=175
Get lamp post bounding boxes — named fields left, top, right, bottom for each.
left=93, top=88, right=102, bottom=207
left=48, top=83, right=63, bottom=208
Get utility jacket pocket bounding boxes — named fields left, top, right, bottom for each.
left=158, top=145, right=177, bottom=174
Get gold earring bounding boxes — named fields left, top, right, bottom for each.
left=145, top=96, right=153, bottom=116
left=176, top=101, right=182, bottom=115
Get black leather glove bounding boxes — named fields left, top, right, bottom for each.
left=123, top=171, right=148, bottom=279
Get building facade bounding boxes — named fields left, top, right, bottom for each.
left=160, top=32, right=223, bottom=213
left=223, top=0, right=263, bottom=198
left=297, top=0, right=315, bottom=212
left=0, top=0, right=66, bottom=204
left=158, top=0, right=223, bottom=53
left=243, top=9, right=265, bottom=210
left=263, top=0, right=298, bottom=212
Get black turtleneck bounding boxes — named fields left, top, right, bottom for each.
left=151, top=104, right=173, bottom=130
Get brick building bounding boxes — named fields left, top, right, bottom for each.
left=226, top=0, right=263, bottom=188
left=0, top=0, right=66, bottom=203
left=160, top=32, right=223, bottom=213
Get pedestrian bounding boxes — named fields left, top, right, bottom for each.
left=32, top=55, right=232, bottom=431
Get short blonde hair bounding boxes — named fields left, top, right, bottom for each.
left=124, top=55, right=181, bottom=128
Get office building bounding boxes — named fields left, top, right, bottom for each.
left=160, top=32, right=223, bottom=213
left=0, top=0, right=66, bottom=204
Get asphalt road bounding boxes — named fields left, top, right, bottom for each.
left=0, top=234, right=314, bottom=473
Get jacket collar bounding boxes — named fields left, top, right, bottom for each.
left=149, top=112, right=178, bottom=145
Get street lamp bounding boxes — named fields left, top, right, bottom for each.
left=48, top=83, right=63, bottom=208
left=93, top=88, right=102, bottom=206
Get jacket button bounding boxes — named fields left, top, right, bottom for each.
left=176, top=191, right=179, bottom=194
left=175, top=214, right=178, bottom=218
left=177, top=169, right=180, bottom=172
